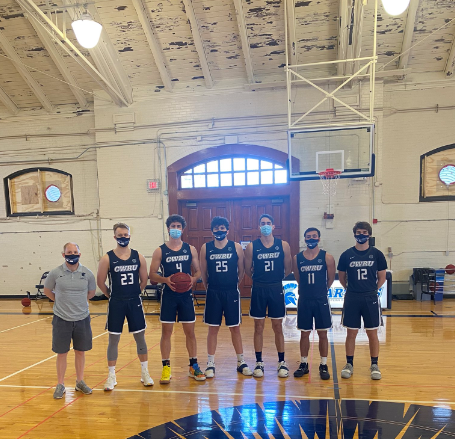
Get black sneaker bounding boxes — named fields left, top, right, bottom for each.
left=293, top=362, right=309, bottom=377
left=319, top=364, right=330, bottom=380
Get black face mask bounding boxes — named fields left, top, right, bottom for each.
left=305, top=239, right=319, bottom=249
left=355, top=234, right=369, bottom=244
left=65, top=254, right=80, bottom=265
left=117, top=237, right=130, bottom=247
left=213, top=231, right=228, bottom=241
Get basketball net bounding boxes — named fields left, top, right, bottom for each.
left=318, top=168, right=341, bottom=197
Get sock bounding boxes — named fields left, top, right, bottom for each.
left=301, top=356, right=308, bottom=364
left=236, top=353, right=244, bottom=363
left=162, top=359, right=170, bottom=367
left=208, top=354, right=215, bottom=364
left=108, top=366, right=115, bottom=375
left=140, top=361, right=148, bottom=371
left=371, top=356, right=378, bottom=365
left=189, top=357, right=198, bottom=367
left=347, top=356, right=354, bottom=366
left=278, top=352, right=285, bottom=363
left=321, top=357, right=327, bottom=365
left=255, top=352, right=262, bottom=362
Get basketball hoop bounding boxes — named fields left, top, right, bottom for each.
left=318, top=168, right=342, bottom=197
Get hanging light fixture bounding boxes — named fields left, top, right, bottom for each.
left=381, top=0, right=411, bottom=16
left=71, top=12, right=103, bottom=49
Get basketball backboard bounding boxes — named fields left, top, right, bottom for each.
left=288, top=124, right=375, bottom=181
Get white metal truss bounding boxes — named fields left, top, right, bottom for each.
left=16, top=0, right=130, bottom=107
left=445, top=32, right=455, bottom=77
left=285, top=0, right=379, bottom=130
left=0, top=29, right=54, bottom=112
left=0, top=85, right=19, bottom=115
left=233, top=0, right=255, bottom=83
left=398, top=0, right=420, bottom=70
left=131, top=0, right=173, bottom=91
left=181, top=0, right=213, bottom=89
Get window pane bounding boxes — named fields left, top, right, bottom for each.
left=233, top=158, right=245, bottom=171
left=247, top=171, right=259, bottom=185
left=234, top=172, right=246, bottom=186
left=207, top=174, right=219, bottom=187
left=184, top=169, right=192, bottom=174
left=193, top=164, right=205, bottom=174
left=275, top=164, right=283, bottom=169
left=206, top=160, right=218, bottom=173
left=247, top=158, right=259, bottom=170
left=181, top=175, right=193, bottom=188
left=261, top=170, right=273, bottom=184
left=194, top=174, right=206, bottom=187
left=220, top=173, right=232, bottom=186
left=220, top=159, right=232, bottom=172
left=275, top=170, right=287, bottom=184
left=261, top=160, right=273, bottom=169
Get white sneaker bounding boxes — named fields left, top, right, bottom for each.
left=205, top=361, right=215, bottom=378
left=277, top=361, right=289, bottom=378
left=104, top=373, right=117, bottom=391
left=141, top=369, right=154, bottom=386
left=253, top=361, right=264, bottom=378
left=370, top=364, right=382, bottom=380
left=341, top=363, right=354, bottom=379
left=237, top=361, right=253, bottom=376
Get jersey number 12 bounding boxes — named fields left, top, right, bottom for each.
left=357, top=268, right=367, bottom=280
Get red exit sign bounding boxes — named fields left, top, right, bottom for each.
left=147, top=179, right=160, bottom=192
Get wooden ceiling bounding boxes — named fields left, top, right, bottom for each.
left=0, top=0, right=454, bottom=114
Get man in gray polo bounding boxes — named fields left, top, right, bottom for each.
left=44, top=242, right=96, bottom=399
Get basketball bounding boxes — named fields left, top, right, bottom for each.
left=170, top=272, right=192, bottom=293
left=445, top=264, right=455, bottom=275
left=21, top=298, right=31, bottom=307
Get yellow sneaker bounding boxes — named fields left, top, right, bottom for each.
left=160, top=365, right=171, bottom=384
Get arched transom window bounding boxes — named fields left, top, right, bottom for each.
left=179, top=156, right=288, bottom=189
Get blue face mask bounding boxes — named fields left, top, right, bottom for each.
left=65, top=254, right=80, bottom=265
left=169, top=229, right=182, bottom=239
left=355, top=234, right=369, bottom=244
left=213, top=231, right=227, bottom=241
left=116, top=237, right=130, bottom=247
left=260, top=225, right=273, bottom=236
left=305, top=239, right=319, bottom=249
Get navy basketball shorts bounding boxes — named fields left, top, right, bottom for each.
left=203, top=287, right=241, bottom=327
left=341, top=291, right=383, bottom=330
left=160, top=289, right=196, bottom=323
left=106, top=295, right=146, bottom=334
left=250, top=281, right=286, bottom=319
left=297, top=296, right=332, bottom=331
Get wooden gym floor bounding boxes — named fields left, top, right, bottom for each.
left=1, top=298, right=455, bottom=438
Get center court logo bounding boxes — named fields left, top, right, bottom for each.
left=129, top=400, right=455, bottom=438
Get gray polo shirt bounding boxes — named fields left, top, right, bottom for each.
left=44, top=263, right=96, bottom=322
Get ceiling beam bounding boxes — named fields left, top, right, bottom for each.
left=20, top=8, right=88, bottom=108
left=131, top=0, right=173, bottom=91
left=445, top=33, right=455, bottom=77
left=181, top=0, right=213, bottom=88
left=233, top=0, right=255, bottom=83
left=337, top=0, right=350, bottom=76
left=16, top=0, right=129, bottom=107
left=346, top=0, right=364, bottom=76
left=62, top=0, right=133, bottom=105
left=398, top=0, right=419, bottom=70
left=0, top=29, right=54, bottom=112
left=0, top=86, right=19, bottom=115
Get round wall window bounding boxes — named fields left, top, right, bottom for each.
left=45, top=185, right=61, bottom=202
left=439, top=165, right=455, bottom=186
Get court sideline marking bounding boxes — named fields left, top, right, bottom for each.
left=0, top=316, right=52, bottom=334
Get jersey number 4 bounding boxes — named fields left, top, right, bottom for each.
left=120, top=273, right=134, bottom=285
left=357, top=268, right=367, bottom=280
left=216, top=261, right=228, bottom=272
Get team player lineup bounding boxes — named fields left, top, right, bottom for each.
left=49, top=215, right=387, bottom=397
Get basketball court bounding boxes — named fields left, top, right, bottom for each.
left=0, top=0, right=455, bottom=437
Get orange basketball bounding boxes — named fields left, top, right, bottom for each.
left=170, top=272, right=192, bottom=293
left=21, top=298, right=31, bottom=307
left=445, top=264, right=455, bottom=275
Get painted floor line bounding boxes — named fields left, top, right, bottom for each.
left=0, top=316, right=51, bottom=334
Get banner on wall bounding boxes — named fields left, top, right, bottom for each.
left=283, top=278, right=390, bottom=309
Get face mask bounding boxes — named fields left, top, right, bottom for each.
left=169, top=229, right=182, bottom=239
left=116, top=237, right=130, bottom=247
left=355, top=234, right=369, bottom=244
left=65, top=254, right=80, bottom=265
left=213, top=231, right=227, bottom=241
left=305, top=239, right=319, bottom=249
left=260, top=225, right=273, bottom=236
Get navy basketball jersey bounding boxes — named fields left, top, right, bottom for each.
left=108, top=249, right=141, bottom=299
left=337, top=246, right=387, bottom=293
left=160, top=242, right=192, bottom=292
left=206, top=240, right=238, bottom=289
left=252, top=238, right=285, bottom=283
left=297, top=250, right=328, bottom=298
